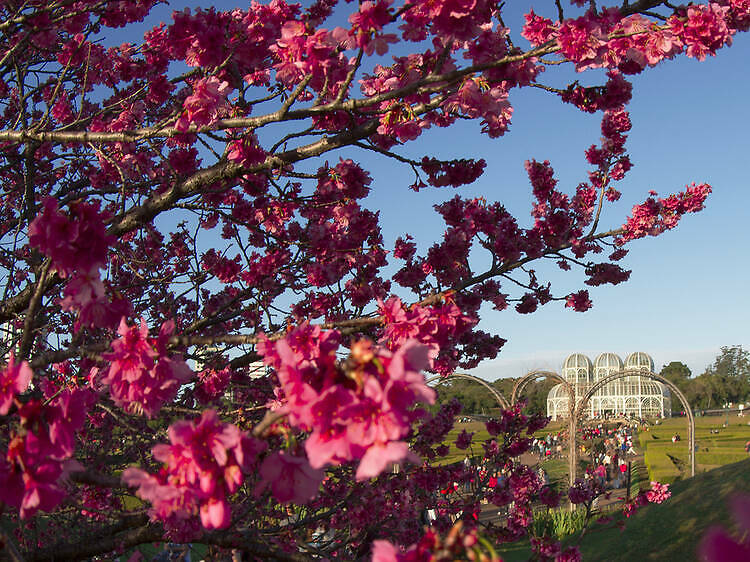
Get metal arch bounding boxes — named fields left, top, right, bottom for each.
left=426, top=372, right=510, bottom=410
left=511, top=370, right=578, bottom=487
left=575, top=369, right=695, bottom=477
left=511, top=370, right=572, bottom=406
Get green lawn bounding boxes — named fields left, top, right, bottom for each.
left=638, top=415, right=750, bottom=483
left=500, top=456, right=750, bottom=561
left=574, top=456, right=750, bottom=561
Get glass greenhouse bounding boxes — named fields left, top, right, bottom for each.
left=546, top=352, right=671, bottom=420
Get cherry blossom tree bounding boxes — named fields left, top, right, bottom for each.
left=0, top=0, right=744, bottom=559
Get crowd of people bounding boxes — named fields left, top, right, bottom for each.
left=531, top=431, right=565, bottom=459
left=581, top=423, right=638, bottom=490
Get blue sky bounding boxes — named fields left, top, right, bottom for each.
left=116, top=1, right=749, bottom=379
left=355, top=6, right=750, bottom=381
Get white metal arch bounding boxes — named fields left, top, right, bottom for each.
left=512, top=370, right=578, bottom=487
left=576, top=369, right=695, bottom=477
left=426, top=372, right=510, bottom=410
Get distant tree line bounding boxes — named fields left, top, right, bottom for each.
left=660, top=346, right=750, bottom=411
left=437, top=346, right=750, bottom=418
left=433, top=375, right=555, bottom=416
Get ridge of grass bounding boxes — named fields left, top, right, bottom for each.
left=574, top=457, right=750, bottom=561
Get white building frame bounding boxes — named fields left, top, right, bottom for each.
left=547, top=352, right=671, bottom=420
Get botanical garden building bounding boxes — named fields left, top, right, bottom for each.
left=546, top=352, right=671, bottom=420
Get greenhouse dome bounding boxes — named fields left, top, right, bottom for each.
left=547, top=352, right=670, bottom=420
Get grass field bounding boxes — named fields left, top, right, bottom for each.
left=574, top=456, right=750, bottom=561
left=638, top=414, right=750, bottom=483
left=499, top=455, right=750, bottom=561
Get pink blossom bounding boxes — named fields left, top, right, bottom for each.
left=645, top=480, right=671, bottom=504
left=102, top=318, right=193, bottom=417
left=568, top=478, right=597, bottom=504
left=174, top=76, right=232, bottom=131
left=454, top=429, right=473, bottom=450
left=258, top=450, right=324, bottom=503
left=334, top=0, right=398, bottom=55
left=565, top=290, right=592, bottom=312
left=372, top=539, right=402, bottom=562
left=356, top=441, right=419, bottom=481
left=522, top=10, right=557, bottom=46
left=259, top=325, right=434, bottom=480
left=124, top=410, right=265, bottom=529
left=227, top=134, right=266, bottom=168
left=59, top=272, right=131, bottom=330
left=672, top=4, right=733, bottom=61
left=557, top=14, right=607, bottom=71
left=0, top=352, right=32, bottom=415
left=556, top=546, right=582, bottom=562
left=28, top=197, right=112, bottom=278
left=1, top=389, right=94, bottom=519
left=618, top=183, right=711, bottom=243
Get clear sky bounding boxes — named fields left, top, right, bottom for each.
left=355, top=5, right=750, bottom=381
left=116, top=1, right=749, bottom=380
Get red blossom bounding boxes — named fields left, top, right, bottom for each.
left=0, top=352, right=32, bottom=415
left=101, top=318, right=193, bottom=417
left=174, top=76, right=232, bottom=131
left=123, top=410, right=266, bottom=529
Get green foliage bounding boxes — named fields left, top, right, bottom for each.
left=660, top=361, right=691, bottom=385
left=433, top=376, right=554, bottom=416
left=532, top=507, right=588, bottom=540
left=433, top=378, right=499, bottom=415
left=707, top=346, right=750, bottom=379
left=662, top=346, right=750, bottom=409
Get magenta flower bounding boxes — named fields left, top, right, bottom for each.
left=102, top=318, right=193, bottom=417
left=174, top=76, right=231, bottom=131
left=356, top=441, right=418, bottom=481
left=28, top=197, right=112, bottom=279
left=258, top=450, right=324, bottom=504
left=259, top=325, right=434, bottom=481
left=454, top=429, right=473, bottom=450
left=645, top=481, right=671, bottom=504
left=123, top=410, right=265, bottom=529
left=0, top=352, right=32, bottom=415
left=699, top=495, right=750, bottom=561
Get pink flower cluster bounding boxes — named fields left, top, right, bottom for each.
left=418, top=157, right=486, bottom=189
left=645, top=480, right=671, bottom=504
left=271, top=21, right=350, bottom=95
left=174, top=76, right=232, bottom=132
left=618, top=183, right=712, bottom=244
left=257, top=450, right=325, bottom=504
left=258, top=323, right=435, bottom=480
left=0, top=387, right=94, bottom=519
left=0, top=352, right=32, bottom=415
left=333, top=0, right=398, bottom=56
left=100, top=318, right=193, bottom=417
left=622, top=481, right=671, bottom=518
left=378, top=296, right=473, bottom=370
left=521, top=4, right=749, bottom=73
left=399, top=0, right=494, bottom=41
left=29, top=198, right=111, bottom=279
left=195, top=367, right=232, bottom=403
left=567, top=478, right=600, bottom=505
left=565, top=290, right=592, bottom=312
left=28, top=197, right=129, bottom=330
left=372, top=523, right=499, bottom=561
left=671, top=4, right=733, bottom=61
left=123, top=410, right=266, bottom=529
left=442, top=79, right=514, bottom=138
left=227, top=133, right=267, bottom=168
